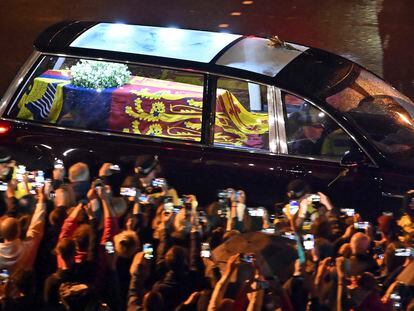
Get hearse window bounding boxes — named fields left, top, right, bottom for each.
left=213, top=77, right=270, bottom=151
left=9, top=56, right=205, bottom=142
left=283, top=92, right=351, bottom=160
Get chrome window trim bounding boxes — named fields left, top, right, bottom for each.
left=267, top=86, right=278, bottom=153
left=274, top=88, right=288, bottom=154
left=0, top=51, right=42, bottom=116
left=207, top=143, right=277, bottom=156
left=213, top=75, right=275, bottom=153
left=270, top=152, right=347, bottom=164
left=275, top=89, right=378, bottom=168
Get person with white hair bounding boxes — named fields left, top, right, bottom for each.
left=68, top=162, right=90, bottom=202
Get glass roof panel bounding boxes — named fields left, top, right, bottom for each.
left=216, top=37, right=308, bottom=77
left=70, top=23, right=241, bottom=63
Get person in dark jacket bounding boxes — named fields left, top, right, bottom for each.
left=43, top=238, right=80, bottom=309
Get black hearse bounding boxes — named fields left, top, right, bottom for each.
left=1, top=21, right=414, bottom=217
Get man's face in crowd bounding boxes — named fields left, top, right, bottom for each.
left=303, top=125, right=324, bottom=141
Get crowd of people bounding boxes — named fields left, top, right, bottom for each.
left=0, top=149, right=412, bottom=310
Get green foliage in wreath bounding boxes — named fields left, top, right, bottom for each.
left=70, top=60, right=131, bottom=89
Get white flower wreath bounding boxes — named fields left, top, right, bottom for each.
left=70, top=60, right=131, bottom=89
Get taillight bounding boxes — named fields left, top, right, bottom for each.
left=0, top=121, right=12, bottom=135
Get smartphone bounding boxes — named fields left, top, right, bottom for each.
left=0, top=269, right=9, bottom=283
left=309, top=194, right=321, bottom=202
left=138, top=193, right=149, bottom=203
left=218, top=206, right=228, bottom=218
left=199, top=211, right=207, bottom=223
left=109, top=164, right=120, bottom=172
left=94, top=178, right=104, bottom=190
left=303, top=234, right=315, bottom=250
left=120, top=187, right=137, bottom=197
left=151, top=178, right=166, bottom=188
left=240, top=253, right=254, bottom=263
left=54, top=159, right=64, bottom=169
left=217, top=190, right=230, bottom=202
left=248, top=207, right=264, bottom=217
left=282, top=231, right=297, bottom=240
left=341, top=208, right=355, bottom=217
left=143, top=243, right=154, bottom=259
left=16, top=165, right=26, bottom=182
left=288, top=201, right=299, bottom=215
left=105, top=241, right=115, bottom=254
left=234, top=190, right=243, bottom=201
left=354, top=221, right=369, bottom=230
left=0, top=181, right=7, bottom=192
left=35, top=170, right=45, bottom=187
left=164, top=197, right=174, bottom=214
left=395, top=248, right=413, bottom=257
left=201, top=243, right=211, bottom=258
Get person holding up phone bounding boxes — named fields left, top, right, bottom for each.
left=282, top=179, right=336, bottom=231
left=227, top=189, right=255, bottom=233
left=0, top=186, right=47, bottom=273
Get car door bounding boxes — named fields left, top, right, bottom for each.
left=201, top=77, right=290, bottom=209
left=276, top=90, right=384, bottom=219
left=202, top=78, right=384, bottom=219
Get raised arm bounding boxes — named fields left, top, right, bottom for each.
left=207, top=253, right=240, bottom=311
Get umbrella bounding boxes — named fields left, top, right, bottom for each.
left=397, top=260, right=414, bottom=286
left=212, top=231, right=298, bottom=282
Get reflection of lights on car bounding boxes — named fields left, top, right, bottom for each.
left=63, top=148, right=76, bottom=156
left=230, top=12, right=242, bottom=16
left=396, top=111, right=413, bottom=126
left=218, top=24, right=230, bottom=28
left=105, top=23, right=133, bottom=38
left=318, top=112, right=325, bottom=118
left=158, top=27, right=186, bottom=41
left=269, top=141, right=277, bottom=152
left=248, top=163, right=255, bottom=167
left=242, top=0, right=254, bottom=4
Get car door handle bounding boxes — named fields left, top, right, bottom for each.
left=381, top=192, right=405, bottom=199
left=285, top=166, right=307, bottom=175
left=285, top=169, right=304, bottom=174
